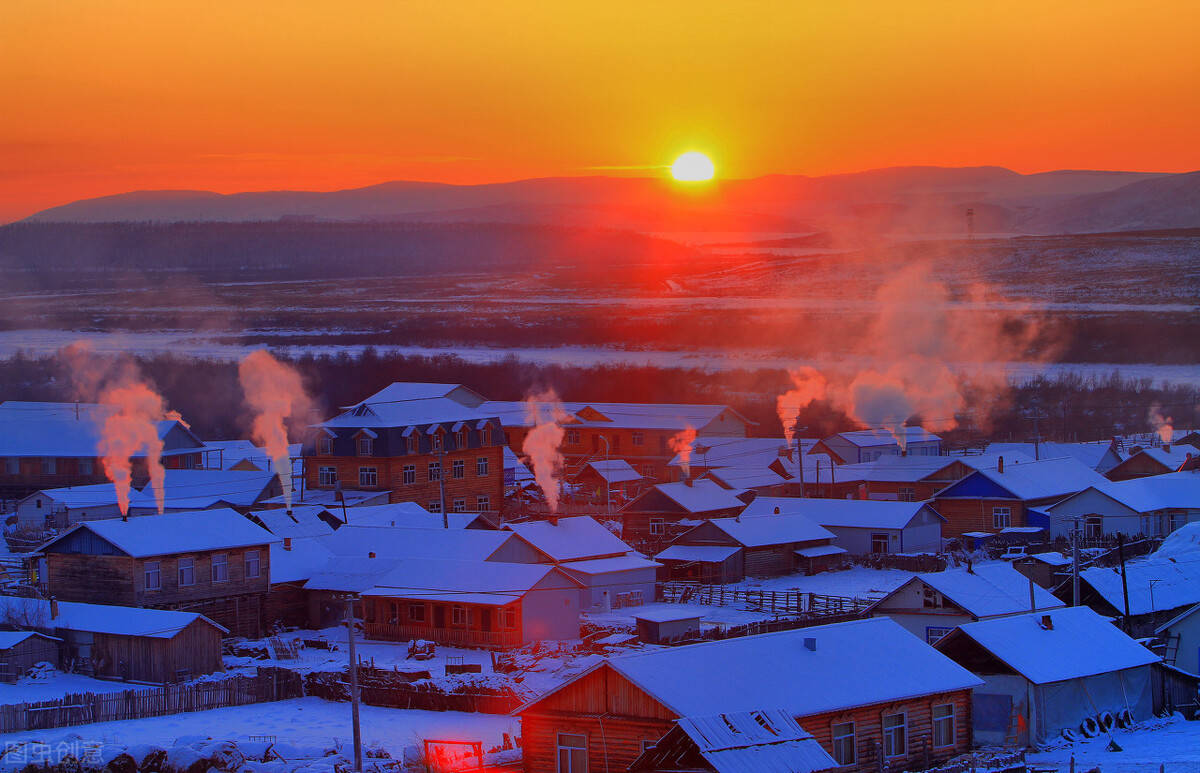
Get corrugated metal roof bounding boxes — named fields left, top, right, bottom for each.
left=678, top=710, right=838, bottom=773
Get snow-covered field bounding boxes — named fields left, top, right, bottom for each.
left=0, top=670, right=135, bottom=703
left=1027, top=716, right=1200, bottom=772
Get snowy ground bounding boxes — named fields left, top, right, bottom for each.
left=0, top=697, right=519, bottom=763
left=585, top=601, right=775, bottom=629
left=1027, top=715, right=1200, bottom=772
left=0, top=670, right=135, bottom=703
left=730, top=566, right=916, bottom=598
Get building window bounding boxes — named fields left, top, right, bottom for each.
left=453, top=498, right=467, bottom=512
left=923, top=586, right=942, bottom=608
left=4, top=458, right=17, bottom=475
left=501, top=607, right=517, bottom=629
left=41, top=457, right=57, bottom=475
left=476, top=494, right=490, bottom=511
left=429, top=461, right=442, bottom=481
left=403, top=464, right=416, bottom=485
left=79, top=458, right=93, bottom=476
left=212, top=553, right=229, bottom=582
left=932, top=704, right=955, bottom=748
left=357, top=437, right=373, bottom=456
left=457, top=430, right=469, bottom=449
left=883, top=713, right=906, bottom=757
left=1085, top=516, right=1103, bottom=539
left=566, top=429, right=580, bottom=445
left=319, top=466, right=338, bottom=486
left=452, top=605, right=467, bottom=625
left=898, top=486, right=915, bottom=502
left=992, top=506, right=1012, bottom=529
left=429, top=500, right=442, bottom=513
left=925, top=626, right=953, bottom=645
left=432, top=433, right=444, bottom=452
left=359, top=466, right=378, bottom=487
left=831, top=722, right=855, bottom=766
left=409, top=604, right=426, bottom=622
left=477, top=427, right=490, bottom=447
left=178, top=557, right=195, bottom=587
left=632, top=432, right=644, bottom=447
left=476, top=457, right=489, bottom=476
left=871, top=533, right=889, bottom=554
left=318, top=436, right=333, bottom=454
left=649, top=518, right=666, bottom=536
left=144, top=561, right=161, bottom=591
left=452, top=459, right=465, bottom=479
left=245, top=550, right=261, bottom=579
left=556, top=732, right=587, bottom=773
left=407, top=435, right=419, bottom=453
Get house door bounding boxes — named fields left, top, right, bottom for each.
left=433, top=605, right=446, bottom=629
left=480, top=609, right=492, bottom=632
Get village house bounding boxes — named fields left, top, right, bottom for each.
left=482, top=399, right=753, bottom=484
left=699, top=465, right=792, bottom=498
left=868, top=563, right=1066, bottom=644
left=808, top=428, right=942, bottom=465
left=0, top=595, right=225, bottom=684
left=619, top=480, right=747, bottom=547
left=0, top=401, right=205, bottom=502
left=305, top=556, right=583, bottom=649
left=572, top=459, right=647, bottom=506
left=1073, top=557, right=1200, bottom=637
left=931, top=456, right=1109, bottom=539
left=667, top=437, right=817, bottom=482
left=246, top=505, right=341, bottom=539
left=329, top=501, right=495, bottom=529
left=198, top=439, right=303, bottom=476
left=36, top=508, right=277, bottom=638
left=265, top=535, right=335, bottom=629
left=628, top=709, right=838, bottom=773
left=1155, top=602, right=1200, bottom=676
left=516, top=617, right=982, bottom=773
left=1043, top=471, right=1200, bottom=539
left=934, top=606, right=1159, bottom=747
left=303, top=382, right=505, bottom=515
left=13, top=483, right=126, bottom=532
left=986, top=441, right=1124, bottom=474
left=1106, top=445, right=1196, bottom=481
left=0, top=631, right=60, bottom=683
left=657, top=513, right=843, bottom=582
left=127, top=469, right=281, bottom=515
left=740, top=497, right=945, bottom=555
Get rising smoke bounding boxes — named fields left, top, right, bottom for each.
left=522, top=390, right=567, bottom=512
left=668, top=425, right=698, bottom=478
left=1148, top=403, right=1174, bottom=444
left=238, top=350, right=314, bottom=510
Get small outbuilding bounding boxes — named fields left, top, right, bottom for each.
left=634, top=609, right=702, bottom=644
left=0, top=631, right=61, bottom=682
left=664, top=513, right=842, bottom=581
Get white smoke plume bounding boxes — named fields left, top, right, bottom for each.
left=668, top=425, right=698, bottom=478
left=776, top=366, right=828, bottom=450
left=522, top=389, right=568, bottom=513
left=238, top=350, right=314, bottom=510
left=1148, top=403, right=1174, bottom=444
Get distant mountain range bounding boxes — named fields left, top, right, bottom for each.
left=20, top=166, right=1200, bottom=236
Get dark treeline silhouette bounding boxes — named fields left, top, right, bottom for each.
left=0, top=349, right=1194, bottom=448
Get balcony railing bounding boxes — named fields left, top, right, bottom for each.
left=364, top=621, right=523, bottom=650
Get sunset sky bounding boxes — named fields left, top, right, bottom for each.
left=3, top=0, right=1199, bottom=221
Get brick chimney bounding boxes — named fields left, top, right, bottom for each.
left=997, top=456, right=1004, bottom=474
left=283, top=537, right=293, bottom=551
left=50, top=597, right=59, bottom=620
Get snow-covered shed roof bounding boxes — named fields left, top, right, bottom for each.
left=1080, top=558, right=1200, bottom=616
left=706, top=513, right=834, bottom=547
left=940, top=456, right=1110, bottom=502
left=559, top=555, right=661, bottom=576
left=667, top=437, right=815, bottom=468
left=522, top=617, right=981, bottom=717
left=0, top=596, right=226, bottom=637
left=583, top=459, right=645, bottom=484
left=199, top=440, right=302, bottom=472
left=938, top=606, right=1159, bottom=684
left=504, top=516, right=632, bottom=562
left=269, top=537, right=336, bottom=584
left=891, top=563, right=1065, bottom=618
left=38, top=508, right=278, bottom=557
left=1155, top=521, right=1200, bottom=561
left=19, top=483, right=124, bottom=509
left=649, top=480, right=747, bottom=513
left=703, top=466, right=789, bottom=492
left=249, top=506, right=337, bottom=538
left=319, top=525, right=526, bottom=562
left=0, top=630, right=61, bottom=649
left=128, top=469, right=277, bottom=509
left=740, top=497, right=943, bottom=529
left=795, top=544, right=848, bottom=559
left=673, top=710, right=839, bottom=773
left=655, top=545, right=741, bottom=563
left=503, top=446, right=536, bottom=484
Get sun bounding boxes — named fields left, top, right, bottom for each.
left=670, top=151, right=715, bottom=182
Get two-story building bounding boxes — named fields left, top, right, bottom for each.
left=809, top=428, right=942, bottom=465
left=303, top=383, right=505, bottom=515
left=36, top=508, right=278, bottom=638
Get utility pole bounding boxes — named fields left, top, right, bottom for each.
left=344, top=596, right=363, bottom=772
left=1071, top=518, right=1081, bottom=607
left=792, top=413, right=807, bottom=498
left=1118, top=533, right=1132, bottom=633
left=437, top=436, right=448, bottom=528
left=1025, top=405, right=1049, bottom=461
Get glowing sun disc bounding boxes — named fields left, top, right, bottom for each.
left=670, top=152, right=715, bottom=181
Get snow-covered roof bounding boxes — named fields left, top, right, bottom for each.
left=634, top=608, right=703, bottom=623
left=795, top=545, right=848, bottom=559
left=828, top=428, right=942, bottom=448
left=946, top=456, right=1110, bottom=502
left=128, top=469, right=277, bottom=509
left=655, top=545, right=741, bottom=563
left=306, top=556, right=580, bottom=605
left=1065, top=472, right=1200, bottom=515
left=335, top=502, right=479, bottom=529
left=199, top=440, right=302, bottom=472
left=320, top=397, right=497, bottom=430
left=344, top=383, right=484, bottom=408
left=19, top=483, right=123, bottom=509
left=261, top=488, right=391, bottom=508
left=269, top=537, right=336, bottom=584
left=319, top=524, right=523, bottom=562
left=667, top=437, right=817, bottom=468
left=650, top=480, right=747, bottom=513
left=503, top=446, right=536, bottom=483
left=249, top=506, right=336, bottom=538
left=583, top=459, right=645, bottom=484
left=940, top=606, right=1159, bottom=684
left=1123, top=446, right=1197, bottom=471
left=1027, top=552, right=1071, bottom=567
left=504, top=516, right=631, bottom=562
left=559, top=555, right=660, bottom=575
left=903, top=563, right=1066, bottom=618
left=1081, top=558, right=1200, bottom=616
left=740, top=497, right=942, bottom=529
left=0, top=595, right=226, bottom=637
left=706, top=513, right=834, bottom=547
left=985, top=442, right=1116, bottom=471
left=39, top=508, right=277, bottom=557
left=1155, top=521, right=1200, bottom=562
left=704, top=466, right=789, bottom=491
left=479, top=400, right=748, bottom=432
left=675, top=710, right=839, bottom=773
left=529, top=618, right=981, bottom=717
left=0, top=630, right=60, bottom=649
left=0, top=413, right=197, bottom=458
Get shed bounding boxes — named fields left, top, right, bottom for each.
left=654, top=544, right=743, bottom=584
left=635, top=609, right=702, bottom=644
left=741, top=498, right=944, bottom=555
left=935, top=606, right=1158, bottom=746
left=0, top=631, right=61, bottom=682
left=666, top=513, right=840, bottom=581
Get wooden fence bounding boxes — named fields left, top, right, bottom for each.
left=0, top=668, right=303, bottom=734
left=658, top=582, right=875, bottom=615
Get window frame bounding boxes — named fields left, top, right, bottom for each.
left=408, top=603, right=426, bottom=623
left=565, top=429, right=581, bottom=445
left=357, top=437, right=373, bottom=457
left=992, top=506, right=1012, bottom=529
left=830, top=721, right=855, bottom=766
left=476, top=456, right=489, bottom=476
left=452, top=459, right=465, bottom=479
left=144, top=560, right=162, bottom=591
left=476, top=494, right=491, bottom=511
left=211, top=553, right=229, bottom=583
left=428, top=500, right=442, bottom=513
left=925, top=626, right=953, bottom=644
left=428, top=461, right=442, bottom=481
left=870, top=532, right=890, bottom=554
left=932, top=703, right=955, bottom=748
left=78, top=458, right=93, bottom=476
left=452, top=497, right=467, bottom=512
left=318, top=466, right=338, bottom=486
left=178, top=557, right=196, bottom=587
left=359, top=466, right=378, bottom=487
left=244, top=549, right=261, bottom=579
left=632, top=432, right=644, bottom=447
left=451, top=605, right=467, bottom=625
left=882, top=712, right=907, bottom=758
left=41, top=457, right=57, bottom=475
left=318, top=436, right=333, bottom=455
left=556, top=732, right=588, bottom=773
left=403, top=464, right=416, bottom=485
left=649, top=517, right=666, bottom=536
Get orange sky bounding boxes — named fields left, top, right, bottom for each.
left=3, top=0, right=1199, bottom=221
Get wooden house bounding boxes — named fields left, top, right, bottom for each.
left=931, top=456, right=1108, bottom=538
left=868, top=563, right=1065, bottom=644
left=330, top=502, right=496, bottom=529
left=619, top=480, right=747, bottom=548
left=0, top=631, right=61, bottom=682
left=629, top=710, right=838, bottom=773
left=305, top=556, right=583, bottom=649
left=126, top=469, right=281, bottom=515
left=37, top=508, right=278, bottom=638
left=0, top=596, right=225, bottom=684
left=14, top=484, right=125, bottom=533
left=985, top=441, right=1123, bottom=474
left=740, top=497, right=944, bottom=555
left=573, top=459, right=647, bottom=505
left=1155, top=602, right=1200, bottom=676
left=517, top=618, right=982, bottom=773
left=935, top=606, right=1158, bottom=747
left=1044, top=472, right=1200, bottom=539
left=809, top=429, right=942, bottom=465
left=660, top=513, right=843, bottom=582
left=1074, top=557, right=1200, bottom=637
left=1106, top=446, right=1195, bottom=481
